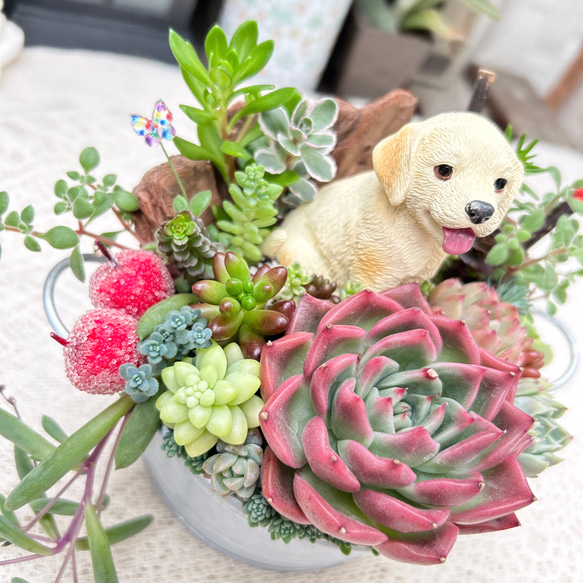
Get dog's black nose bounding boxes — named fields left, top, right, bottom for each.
left=465, top=200, right=494, bottom=224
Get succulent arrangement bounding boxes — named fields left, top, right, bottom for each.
left=0, top=18, right=578, bottom=583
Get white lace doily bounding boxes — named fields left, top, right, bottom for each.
left=1, top=47, right=582, bottom=582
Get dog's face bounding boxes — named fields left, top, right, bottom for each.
left=372, top=112, right=524, bottom=255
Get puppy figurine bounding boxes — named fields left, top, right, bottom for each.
left=262, top=112, right=524, bottom=291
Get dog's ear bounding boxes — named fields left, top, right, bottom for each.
left=372, top=125, right=418, bottom=206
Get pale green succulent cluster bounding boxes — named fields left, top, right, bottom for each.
left=202, top=431, right=263, bottom=499
left=156, top=342, right=264, bottom=457
left=250, top=97, right=339, bottom=207
left=514, top=378, right=573, bottom=477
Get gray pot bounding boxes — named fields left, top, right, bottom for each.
left=142, top=432, right=368, bottom=571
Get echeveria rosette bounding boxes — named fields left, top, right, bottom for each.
left=156, top=342, right=265, bottom=457
left=514, top=377, right=572, bottom=477
left=119, top=363, right=159, bottom=402
left=428, top=279, right=543, bottom=375
left=258, top=285, right=536, bottom=565
left=192, top=252, right=293, bottom=360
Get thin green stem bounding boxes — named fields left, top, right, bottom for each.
left=160, top=142, right=188, bottom=199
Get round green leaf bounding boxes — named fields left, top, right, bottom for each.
left=102, top=174, right=117, bottom=187
left=79, top=147, right=100, bottom=173
left=114, top=190, right=139, bottom=212
left=485, top=243, right=509, bottom=266
left=24, top=235, right=41, bottom=252
left=73, top=197, right=95, bottom=220
left=39, top=226, right=80, bottom=249
left=67, top=170, right=81, bottom=181
left=0, top=191, right=9, bottom=215
left=189, top=190, right=212, bottom=217
left=54, top=201, right=68, bottom=215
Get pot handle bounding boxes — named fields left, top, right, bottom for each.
left=42, top=255, right=106, bottom=338
left=531, top=308, right=579, bottom=390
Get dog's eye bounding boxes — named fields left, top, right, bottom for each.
left=494, top=178, right=507, bottom=191
left=434, top=164, right=453, bottom=180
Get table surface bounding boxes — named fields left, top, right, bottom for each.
left=1, top=47, right=583, bottom=583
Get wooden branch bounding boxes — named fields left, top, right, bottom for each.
left=467, top=68, right=496, bottom=113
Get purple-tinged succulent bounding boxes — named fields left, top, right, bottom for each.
left=192, top=252, right=293, bottom=360
left=258, top=285, right=535, bottom=564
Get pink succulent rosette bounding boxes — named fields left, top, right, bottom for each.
left=259, top=284, right=536, bottom=564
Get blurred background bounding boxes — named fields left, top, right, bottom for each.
left=2, top=0, right=583, bottom=150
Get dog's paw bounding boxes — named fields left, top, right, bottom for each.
left=261, top=228, right=288, bottom=258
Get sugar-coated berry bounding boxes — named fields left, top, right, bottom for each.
left=89, top=249, right=175, bottom=318
left=64, top=309, right=144, bottom=395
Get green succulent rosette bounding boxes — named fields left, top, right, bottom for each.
left=156, top=342, right=265, bottom=457
left=192, top=251, right=293, bottom=360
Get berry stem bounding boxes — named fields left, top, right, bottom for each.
left=76, top=222, right=130, bottom=251
left=160, top=141, right=189, bottom=200
left=95, top=240, right=117, bottom=266
left=50, top=332, right=69, bottom=347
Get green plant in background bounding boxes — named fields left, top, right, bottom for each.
left=0, top=147, right=142, bottom=282
left=168, top=21, right=298, bottom=183
left=249, top=97, right=339, bottom=206
left=357, top=0, right=499, bottom=40
left=483, top=131, right=583, bottom=316
left=213, top=163, right=283, bottom=263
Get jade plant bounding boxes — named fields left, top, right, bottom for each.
left=168, top=21, right=298, bottom=183
left=259, top=286, right=536, bottom=564
left=156, top=342, right=264, bottom=457
left=191, top=251, right=292, bottom=359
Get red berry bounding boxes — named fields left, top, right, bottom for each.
left=89, top=250, right=174, bottom=318
left=64, top=309, right=144, bottom=395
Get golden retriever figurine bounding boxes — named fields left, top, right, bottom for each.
left=262, top=112, right=524, bottom=291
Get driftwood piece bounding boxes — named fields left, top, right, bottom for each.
left=331, top=89, right=418, bottom=179
left=131, top=89, right=417, bottom=242
left=132, top=157, right=226, bottom=244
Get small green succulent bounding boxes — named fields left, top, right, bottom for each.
left=157, top=210, right=219, bottom=286
left=215, top=164, right=283, bottom=263
left=242, top=491, right=277, bottom=527
left=202, top=431, right=263, bottom=499
left=155, top=342, right=264, bottom=457
left=276, top=261, right=312, bottom=302
left=192, top=252, right=291, bottom=359
left=119, top=363, right=159, bottom=403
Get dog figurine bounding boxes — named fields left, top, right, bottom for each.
left=262, top=112, right=524, bottom=291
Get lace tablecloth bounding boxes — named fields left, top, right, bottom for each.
left=1, top=47, right=582, bottom=583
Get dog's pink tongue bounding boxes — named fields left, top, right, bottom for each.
left=442, top=227, right=476, bottom=255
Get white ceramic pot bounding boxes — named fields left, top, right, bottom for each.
left=142, top=432, right=368, bottom=571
